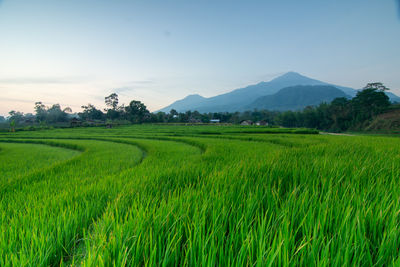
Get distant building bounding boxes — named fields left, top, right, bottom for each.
left=240, top=120, right=253, bottom=125
left=210, top=119, right=220, bottom=123
left=255, top=120, right=268, bottom=126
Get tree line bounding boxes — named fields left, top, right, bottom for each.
left=276, top=83, right=393, bottom=131
left=6, top=94, right=151, bottom=126
left=3, top=83, right=397, bottom=132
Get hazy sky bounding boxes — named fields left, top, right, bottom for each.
left=1, top=0, right=400, bottom=116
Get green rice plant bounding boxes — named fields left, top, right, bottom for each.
left=0, top=125, right=399, bottom=266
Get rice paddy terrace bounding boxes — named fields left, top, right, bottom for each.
left=0, top=125, right=400, bottom=266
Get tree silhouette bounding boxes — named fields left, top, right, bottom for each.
left=105, top=93, right=119, bottom=110
left=125, top=100, right=149, bottom=123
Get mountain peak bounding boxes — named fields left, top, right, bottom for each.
left=272, top=71, right=307, bottom=81
left=158, top=72, right=400, bottom=113
left=156, top=93, right=206, bottom=112
left=283, top=71, right=302, bottom=77
left=183, top=94, right=205, bottom=100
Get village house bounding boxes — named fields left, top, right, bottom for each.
left=255, top=120, right=268, bottom=126
left=240, top=120, right=253, bottom=125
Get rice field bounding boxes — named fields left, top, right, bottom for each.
left=0, top=125, right=400, bottom=266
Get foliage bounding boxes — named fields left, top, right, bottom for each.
left=3, top=83, right=395, bottom=132
left=352, top=83, right=390, bottom=123
left=105, top=93, right=119, bottom=111
left=363, top=82, right=389, bottom=92
left=9, top=119, right=16, bottom=132
left=0, top=125, right=399, bottom=266
left=79, top=104, right=104, bottom=121
left=46, top=104, right=69, bottom=123
left=34, top=102, right=47, bottom=122
left=277, top=82, right=392, bottom=131
left=124, top=100, right=150, bottom=123
left=8, top=110, right=24, bottom=123
left=32, top=102, right=71, bottom=123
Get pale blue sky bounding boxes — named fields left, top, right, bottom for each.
left=0, top=0, right=399, bottom=116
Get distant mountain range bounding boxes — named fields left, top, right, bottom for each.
left=158, top=72, right=400, bottom=113
left=247, top=85, right=348, bottom=111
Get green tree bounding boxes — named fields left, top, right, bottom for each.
left=352, top=82, right=390, bottom=123
left=34, top=102, right=47, bottom=122
left=79, top=104, right=104, bottom=121
left=125, top=100, right=149, bottom=123
left=105, top=93, right=119, bottom=110
left=362, top=82, right=389, bottom=92
left=8, top=110, right=24, bottom=123
left=47, top=104, right=68, bottom=123
left=155, top=112, right=167, bottom=123
left=167, top=109, right=178, bottom=122
left=301, top=106, right=319, bottom=129
left=105, top=93, right=121, bottom=120
left=278, top=111, right=298, bottom=127
left=63, top=107, right=72, bottom=113
left=328, top=97, right=352, bottom=131
left=9, top=119, right=16, bottom=132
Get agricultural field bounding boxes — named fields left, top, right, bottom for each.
left=0, top=124, right=400, bottom=266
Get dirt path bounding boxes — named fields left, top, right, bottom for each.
left=320, top=132, right=355, bottom=136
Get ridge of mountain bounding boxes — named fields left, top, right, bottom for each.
left=247, top=85, right=349, bottom=111
left=157, top=72, right=399, bottom=113
left=160, top=94, right=206, bottom=113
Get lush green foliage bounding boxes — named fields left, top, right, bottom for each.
left=276, top=84, right=391, bottom=131
left=3, top=84, right=394, bottom=133
left=0, top=125, right=399, bottom=266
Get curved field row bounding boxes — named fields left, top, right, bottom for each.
left=0, top=126, right=400, bottom=266
left=0, top=142, right=80, bottom=184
